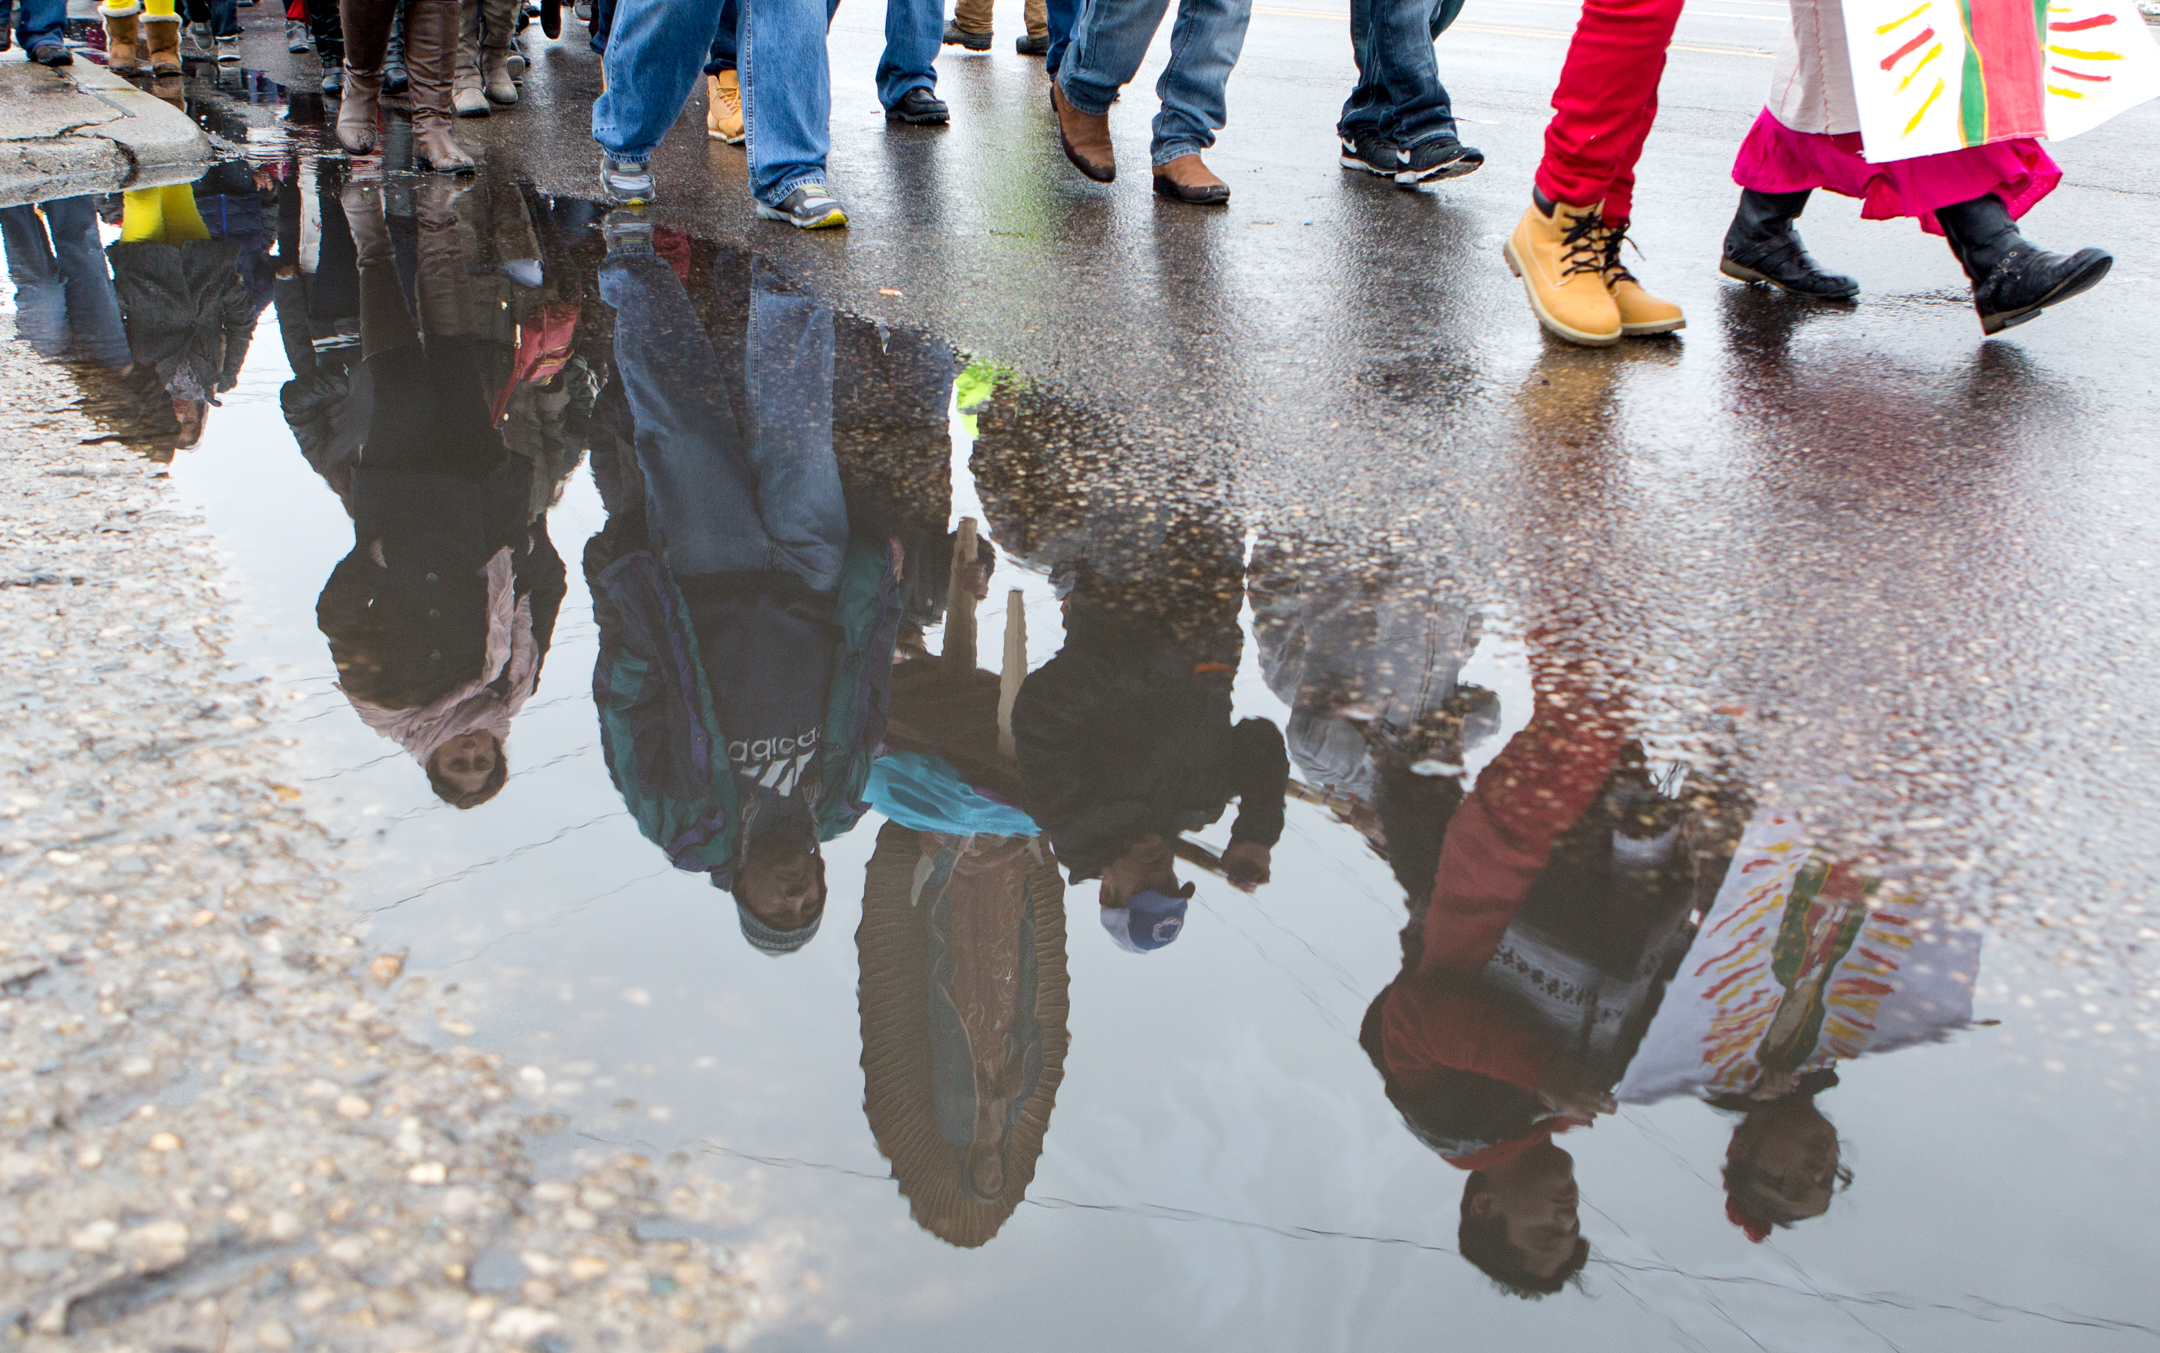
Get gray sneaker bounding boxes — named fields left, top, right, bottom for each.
left=600, top=154, right=655, bottom=206
left=756, top=182, right=847, bottom=230
left=215, top=34, right=240, bottom=61
left=287, top=18, right=311, bottom=50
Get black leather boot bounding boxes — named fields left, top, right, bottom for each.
left=1719, top=189, right=1859, bottom=302
left=1936, top=193, right=2112, bottom=335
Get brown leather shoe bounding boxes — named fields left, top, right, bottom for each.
left=1051, top=81, right=1113, bottom=183
left=1152, top=154, right=1229, bottom=206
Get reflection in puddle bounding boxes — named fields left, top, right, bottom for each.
left=2, top=66, right=2155, bottom=1352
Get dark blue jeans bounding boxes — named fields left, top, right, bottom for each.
left=10, top=0, right=69, bottom=50
left=601, top=251, right=844, bottom=590
left=0, top=198, right=131, bottom=369
left=1337, top=0, right=1464, bottom=148
left=1044, top=0, right=1074, bottom=73
left=185, top=0, right=243, bottom=38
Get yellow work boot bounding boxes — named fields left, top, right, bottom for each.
left=1503, top=194, right=1621, bottom=347
left=1597, top=218, right=1685, bottom=336
left=707, top=69, right=744, bottom=144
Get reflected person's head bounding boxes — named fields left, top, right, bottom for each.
left=732, top=834, right=827, bottom=956
left=1098, top=834, right=1187, bottom=909
left=426, top=731, right=507, bottom=809
left=171, top=398, right=208, bottom=450
left=1458, top=1139, right=1589, bottom=1298
left=1724, top=1097, right=1847, bottom=1239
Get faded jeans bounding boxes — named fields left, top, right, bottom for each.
left=593, top=0, right=841, bottom=205
left=602, top=251, right=844, bottom=591
left=1058, top=0, right=1252, bottom=166
left=1337, top=0, right=1464, bottom=147
left=0, top=198, right=132, bottom=369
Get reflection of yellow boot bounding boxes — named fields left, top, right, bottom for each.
left=102, top=2, right=146, bottom=74
left=706, top=69, right=743, bottom=144
left=1503, top=196, right=1621, bottom=347
left=1597, top=220, right=1686, bottom=336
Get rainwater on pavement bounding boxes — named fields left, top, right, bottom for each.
left=5, top=29, right=2160, bottom=1353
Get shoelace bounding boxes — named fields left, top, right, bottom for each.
left=1595, top=220, right=1641, bottom=284
left=1559, top=213, right=1606, bottom=280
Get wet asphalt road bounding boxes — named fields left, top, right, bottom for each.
left=234, top=3, right=2160, bottom=924
left=19, top=12, right=2160, bottom=1348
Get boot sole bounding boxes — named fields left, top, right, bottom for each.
left=1153, top=176, right=1229, bottom=206
left=886, top=107, right=950, bottom=125
left=1395, top=155, right=1483, bottom=187
left=1504, top=239, right=1620, bottom=348
left=1619, top=317, right=1686, bottom=336
left=708, top=127, right=746, bottom=144
left=755, top=203, right=847, bottom=229
left=1719, top=257, right=1860, bottom=303
left=1979, top=253, right=2113, bottom=336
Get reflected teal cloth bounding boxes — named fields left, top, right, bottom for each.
left=867, top=751, right=1039, bottom=838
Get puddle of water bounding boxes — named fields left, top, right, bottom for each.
left=4, top=69, right=2157, bottom=1352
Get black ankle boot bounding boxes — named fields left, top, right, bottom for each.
left=1719, top=189, right=1859, bottom=302
left=1936, top=193, right=2112, bottom=335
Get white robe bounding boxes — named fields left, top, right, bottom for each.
left=1765, top=0, right=1862, bottom=135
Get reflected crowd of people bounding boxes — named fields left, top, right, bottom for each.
left=3, top=137, right=1987, bottom=1286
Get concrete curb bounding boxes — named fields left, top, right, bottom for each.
left=0, top=58, right=215, bottom=208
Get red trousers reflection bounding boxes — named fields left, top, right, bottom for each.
left=1531, top=0, right=1684, bottom=224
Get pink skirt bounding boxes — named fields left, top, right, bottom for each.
left=1730, top=109, right=2061, bottom=237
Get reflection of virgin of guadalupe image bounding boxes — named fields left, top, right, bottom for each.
left=311, top=179, right=573, bottom=811
left=1618, top=809, right=1981, bottom=1241
left=858, top=822, right=1070, bottom=1246
left=1356, top=644, right=1746, bottom=1297
left=581, top=222, right=900, bottom=955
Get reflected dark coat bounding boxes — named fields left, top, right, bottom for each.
left=1013, top=603, right=1286, bottom=881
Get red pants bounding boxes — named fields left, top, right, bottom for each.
left=1532, top=0, right=1684, bottom=224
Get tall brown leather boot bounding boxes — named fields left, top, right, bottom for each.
left=337, top=68, right=384, bottom=153
left=101, top=3, right=146, bottom=75
left=335, top=0, right=394, bottom=154
left=405, top=0, right=476, bottom=173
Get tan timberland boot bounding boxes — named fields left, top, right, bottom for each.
left=707, top=69, right=743, bottom=144
left=1597, top=219, right=1685, bottom=336
left=1504, top=196, right=1621, bottom=347
left=102, top=2, right=146, bottom=74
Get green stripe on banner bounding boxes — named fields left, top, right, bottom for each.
left=1956, top=0, right=1988, bottom=143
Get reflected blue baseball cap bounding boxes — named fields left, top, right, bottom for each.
left=1100, top=889, right=1188, bottom=953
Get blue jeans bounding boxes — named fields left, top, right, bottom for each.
left=602, top=251, right=844, bottom=590
left=185, top=0, right=242, bottom=37
left=1337, top=0, right=1464, bottom=146
left=10, top=0, right=69, bottom=49
left=1043, top=0, right=1075, bottom=73
left=593, top=0, right=840, bottom=204
left=0, top=198, right=131, bottom=369
left=703, top=0, right=737, bottom=72
left=1059, top=0, right=1252, bottom=166
left=872, top=0, right=941, bottom=106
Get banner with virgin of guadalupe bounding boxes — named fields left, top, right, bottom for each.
left=1845, top=0, right=2160, bottom=161
left=1616, top=810, right=1981, bottom=1105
